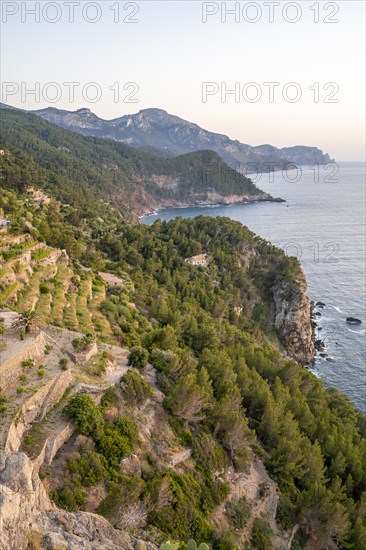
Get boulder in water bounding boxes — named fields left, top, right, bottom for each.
left=346, top=317, right=362, bottom=325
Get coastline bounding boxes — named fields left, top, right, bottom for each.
left=138, top=194, right=285, bottom=222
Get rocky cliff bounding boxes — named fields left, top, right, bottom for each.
left=273, top=271, right=315, bottom=366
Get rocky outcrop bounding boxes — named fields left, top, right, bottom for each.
left=0, top=451, right=55, bottom=550
left=273, top=272, right=315, bottom=366
left=0, top=451, right=158, bottom=550
left=120, top=454, right=142, bottom=477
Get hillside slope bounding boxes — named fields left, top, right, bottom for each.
left=0, top=109, right=278, bottom=220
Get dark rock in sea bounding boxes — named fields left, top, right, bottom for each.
left=320, top=352, right=328, bottom=358
left=315, top=339, right=325, bottom=352
left=315, top=312, right=322, bottom=317
left=346, top=317, right=362, bottom=324
left=316, top=301, right=326, bottom=308
left=317, top=327, right=323, bottom=331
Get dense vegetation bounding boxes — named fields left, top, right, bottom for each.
left=1, top=133, right=365, bottom=548
left=0, top=108, right=264, bottom=221
left=93, top=217, right=366, bottom=549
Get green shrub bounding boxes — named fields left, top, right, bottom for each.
left=192, top=431, right=227, bottom=472
left=114, top=416, right=137, bottom=440
left=100, top=387, right=118, bottom=408
left=32, top=248, right=51, bottom=261
left=0, top=282, right=17, bottom=300
left=225, top=497, right=250, bottom=529
left=127, top=345, right=149, bottom=369
left=23, top=434, right=34, bottom=445
left=251, top=518, right=272, bottom=549
left=68, top=451, right=107, bottom=487
left=64, top=394, right=104, bottom=437
left=59, top=357, right=68, bottom=370
left=147, top=472, right=212, bottom=542
left=96, top=428, right=132, bottom=467
left=212, top=530, right=236, bottom=550
left=71, top=333, right=94, bottom=351
left=39, top=283, right=50, bottom=294
left=37, top=366, right=45, bottom=378
left=275, top=495, right=297, bottom=530
left=120, top=370, right=152, bottom=404
left=50, top=483, right=85, bottom=511
left=44, top=344, right=53, bottom=355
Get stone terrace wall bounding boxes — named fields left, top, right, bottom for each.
left=4, top=369, right=73, bottom=452
left=33, top=422, right=75, bottom=472
left=0, top=332, right=47, bottom=389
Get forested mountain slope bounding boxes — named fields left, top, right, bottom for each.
left=0, top=109, right=277, bottom=220
left=1, top=183, right=365, bottom=548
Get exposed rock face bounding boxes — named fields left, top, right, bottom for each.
left=0, top=451, right=55, bottom=550
left=120, top=454, right=142, bottom=477
left=0, top=451, right=156, bottom=550
left=273, top=272, right=315, bottom=365
left=32, top=107, right=334, bottom=171
left=37, top=511, right=133, bottom=550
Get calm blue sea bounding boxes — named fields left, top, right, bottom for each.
left=143, top=163, right=366, bottom=413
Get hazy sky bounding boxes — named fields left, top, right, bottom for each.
left=1, top=1, right=365, bottom=160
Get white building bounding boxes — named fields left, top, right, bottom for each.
left=185, top=254, right=210, bottom=267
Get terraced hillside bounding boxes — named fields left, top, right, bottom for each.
left=0, top=231, right=121, bottom=342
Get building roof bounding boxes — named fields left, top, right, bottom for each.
left=187, top=254, right=208, bottom=261
left=185, top=254, right=210, bottom=264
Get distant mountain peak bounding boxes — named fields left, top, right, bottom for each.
left=140, top=107, right=168, bottom=115
left=76, top=107, right=93, bottom=114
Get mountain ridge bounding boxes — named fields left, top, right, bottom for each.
left=0, top=108, right=281, bottom=221
left=1, top=103, right=334, bottom=170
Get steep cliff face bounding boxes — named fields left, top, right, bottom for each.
left=273, top=272, right=315, bottom=366
left=0, top=451, right=157, bottom=550
left=0, top=452, right=54, bottom=550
